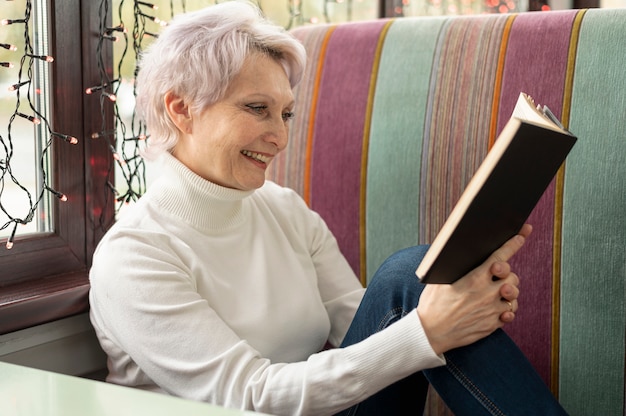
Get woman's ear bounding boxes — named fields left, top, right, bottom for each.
left=164, top=92, right=193, bottom=134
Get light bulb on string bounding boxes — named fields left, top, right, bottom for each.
left=123, top=134, right=147, bottom=141
left=105, top=25, right=127, bottom=34
left=16, top=112, right=41, bottom=125
left=85, top=79, right=119, bottom=95
left=101, top=34, right=118, bottom=42
left=5, top=223, right=18, bottom=250
left=135, top=1, right=159, bottom=10
left=26, top=54, right=54, bottom=63
left=48, top=188, right=68, bottom=202
left=85, top=86, right=104, bottom=95
left=0, top=43, right=18, bottom=51
left=110, top=145, right=126, bottom=165
left=102, top=91, right=117, bottom=102
left=91, top=130, right=116, bottom=139
left=52, top=132, right=79, bottom=145
left=138, top=12, right=161, bottom=24
left=1, top=19, right=27, bottom=26
left=8, top=80, right=30, bottom=91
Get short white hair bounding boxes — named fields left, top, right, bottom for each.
left=136, top=1, right=306, bottom=159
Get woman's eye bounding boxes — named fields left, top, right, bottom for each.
left=246, top=104, right=268, bottom=114
left=246, top=105, right=293, bottom=122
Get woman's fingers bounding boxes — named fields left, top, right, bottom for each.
left=500, top=297, right=517, bottom=323
left=484, top=225, right=531, bottom=267
left=417, top=225, right=532, bottom=354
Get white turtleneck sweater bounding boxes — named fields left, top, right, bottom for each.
left=89, top=153, right=444, bottom=415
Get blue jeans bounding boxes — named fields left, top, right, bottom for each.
left=335, top=246, right=568, bottom=416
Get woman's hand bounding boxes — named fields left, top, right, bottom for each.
left=417, top=224, right=532, bottom=355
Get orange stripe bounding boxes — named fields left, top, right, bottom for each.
left=488, top=14, right=517, bottom=149
left=550, top=8, right=587, bottom=397
left=358, top=19, right=394, bottom=286
left=303, top=26, right=336, bottom=206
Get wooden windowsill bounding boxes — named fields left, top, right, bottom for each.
left=0, top=271, right=90, bottom=335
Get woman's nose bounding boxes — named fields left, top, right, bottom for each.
left=266, top=115, right=289, bottom=151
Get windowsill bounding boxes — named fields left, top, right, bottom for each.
left=0, top=271, right=90, bottom=335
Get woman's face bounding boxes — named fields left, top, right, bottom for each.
left=171, top=53, right=294, bottom=191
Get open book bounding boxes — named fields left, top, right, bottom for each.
left=416, top=93, right=577, bottom=284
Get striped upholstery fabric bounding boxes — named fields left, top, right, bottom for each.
left=267, top=9, right=625, bottom=416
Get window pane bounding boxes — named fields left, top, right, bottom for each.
left=0, top=0, right=53, bottom=239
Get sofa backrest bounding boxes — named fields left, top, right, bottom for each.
left=267, top=9, right=625, bottom=416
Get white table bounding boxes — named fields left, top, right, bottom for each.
left=0, top=361, right=267, bottom=416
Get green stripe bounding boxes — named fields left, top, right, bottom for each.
left=560, top=9, right=626, bottom=416
left=365, top=17, right=446, bottom=284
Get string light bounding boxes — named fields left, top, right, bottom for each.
left=52, top=132, right=79, bottom=145
left=105, top=24, right=127, bottom=34
left=1, top=0, right=78, bottom=249
left=0, top=43, right=18, bottom=51
left=25, top=53, right=54, bottom=62
left=110, top=144, right=125, bottom=165
left=1, top=18, right=27, bottom=25
left=135, top=1, right=158, bottom=10
left=5, top=224, right=18, bottom=250
left=102, top=91, right=117, bottom=102
left=101, top=34, right=119, bottom=42
left=137, top=11, right=164, bottom=25
left=47, top=187, right=68, bottom=202
left=8, top=80, right=30, bottom=91
left=123, top=134, right=147, bottom=141
left=16, top=112, right=41, bottom=125
left=85, top=79, right=119, bottom=94
left=91, top=130, right=116, bottom=139
left=137, top=11, right=159, bottom=21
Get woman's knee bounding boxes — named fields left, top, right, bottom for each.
left=365, top=245, right=430, bottom=305
left=342, top=246, right=431, bottom=347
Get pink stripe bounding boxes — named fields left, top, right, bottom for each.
left=496, top=10, right=578, bottom=385
left=309, top=20, right=388, bottom=277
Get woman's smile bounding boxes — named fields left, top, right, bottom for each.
left=241, top=149, right=272, bottom=166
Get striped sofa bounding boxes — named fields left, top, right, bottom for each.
left=267, top=8, right=626, bottom=416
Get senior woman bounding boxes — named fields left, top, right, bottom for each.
left=88, top=2, right=567, bottom=415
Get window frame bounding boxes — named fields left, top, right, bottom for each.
left=0, top=0, right=114, bottom=334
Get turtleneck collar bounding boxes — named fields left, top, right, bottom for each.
left=149, top=152, right=256, bottom=232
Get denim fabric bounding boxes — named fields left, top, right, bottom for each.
left=334, top=245, right=567, bottom=416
